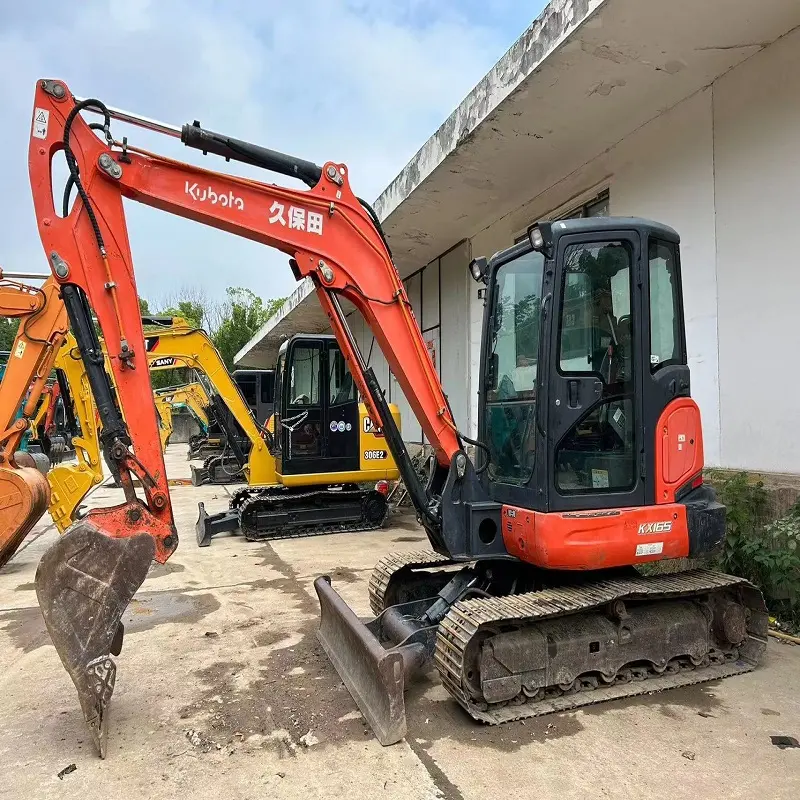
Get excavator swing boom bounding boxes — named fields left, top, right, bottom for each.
left=28, top=79, right=766, bottom=756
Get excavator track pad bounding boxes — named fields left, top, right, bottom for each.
left=35, top=515, right=156, bottom=757
left=0, top=465, right=50, bottom=569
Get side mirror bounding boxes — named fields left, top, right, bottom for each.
left=468, top=257, right=489, bottom=284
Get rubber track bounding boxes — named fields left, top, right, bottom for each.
left=229, top=486, right=260, bottom=511
left=237, top=486, right=388, bottom=542
left=434, top=569, right=768, bottom=724
left=368, top=550, right=454, bottom=616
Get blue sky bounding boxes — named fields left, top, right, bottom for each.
left=0, top=1, right=546, bottom=308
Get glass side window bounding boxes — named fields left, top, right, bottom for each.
left=289, top=345, right=321, bottom=406
left=260, top=372, right=275, bottom=404
left=649, top=239, right=683, bottom=371
left=559, top=241, right=632, bottom=382
left=237, top=376, right=257, bottom=408
left=328, top=345, right=356, bottom=406
left=484, top=250, right=544, bottom=486
left=555, top=241, right=637, bottom=494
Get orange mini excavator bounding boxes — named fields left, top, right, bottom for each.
left=28, top=80, right=767, bottom=757
left=0, top=269, right=69, bottom=567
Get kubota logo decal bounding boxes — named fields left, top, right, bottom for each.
left=638, top=521, right=673, bottom=535
left=185, top=181, right=244, bottom=210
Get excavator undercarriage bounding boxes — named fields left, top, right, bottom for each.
left=316, top=552, right=768, bottom=743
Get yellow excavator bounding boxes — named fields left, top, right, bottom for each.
left=48, top=337, right=211, bottom=532
left=153, top=381, right=211, bottom=449
left=136, top=317, right=403, bottom=544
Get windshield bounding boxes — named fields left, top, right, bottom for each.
left=484, top=249, right=545, bottom=485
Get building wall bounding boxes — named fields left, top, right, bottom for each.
left=713, top=26, right=800, bottom=473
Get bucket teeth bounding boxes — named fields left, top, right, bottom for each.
left=35, top=519, right=155, bottom=757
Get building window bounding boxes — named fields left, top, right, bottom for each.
left=561, top=190, right=610, bottom=220
left=516, top=189, right=610, bottom=243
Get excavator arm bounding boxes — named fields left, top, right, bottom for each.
left=28, top=79, right=468, bottom=756
left=153, top=382, right=211, bottom=435
left=153, top=393, right=174, bottom=450
left=30, top=83, right=179, bottom=757
left=142, top=325, right=273, bottom=483
left=170, top=382, right=211, bottom=430
left=47, top=333, right=104, bottom=533
left=0, top=271, right=69, bottom=567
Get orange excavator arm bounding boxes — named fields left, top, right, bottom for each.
left=28, top=79, right=466, bottom=756
left=0, top=270, right=70, bottom=568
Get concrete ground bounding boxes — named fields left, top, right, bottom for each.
left=1, top=445, right=798, bottom=800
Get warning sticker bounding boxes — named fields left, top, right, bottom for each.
left=32, top=108, right=49, bottom=140
left=636, top=542, right=664, bottom=557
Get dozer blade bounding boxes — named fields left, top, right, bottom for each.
left=195, top=502, right=239, bottom=547
left=314, top=576, right=431, bottom=746
left=0, top=465, right=50, bottom=569
left=190, top=464, right=209, bottom=486
left=35, top=520, right=155, bottom=757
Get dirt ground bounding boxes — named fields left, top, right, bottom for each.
left=0, top=445, right=798, bottom=799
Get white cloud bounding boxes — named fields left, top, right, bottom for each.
left=0, top=0, right=539, bottom=306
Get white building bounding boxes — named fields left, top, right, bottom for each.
left=235, top=0, right=800, bottom=476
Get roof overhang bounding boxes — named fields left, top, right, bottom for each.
left=236, top=0, right=800, bottom=367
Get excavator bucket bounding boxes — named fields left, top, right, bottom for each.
left=314, top=576, right=432, bottom=746
left=35, top=519, right=155, bottom=758
left=0, top=465, right=50, bottom=569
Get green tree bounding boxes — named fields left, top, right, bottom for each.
left=159, top=299, right=204, bottom=330
left=212, top=287, right=285, bottom=370
left=0, top=317, right=20, bottom=355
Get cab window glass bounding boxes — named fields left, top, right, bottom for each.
left=329, top=346, right=356, bottom=406
left=237, top=376, right=257, bottom=407
left=289, top=346, right=320, bottom=406
left=484, top=250, right=544, bottom=486
left=649, top=239, right=684, bottom=370
left=260, top=372, right=275, bottom=404
left=555, top=241, right=636, bottom=494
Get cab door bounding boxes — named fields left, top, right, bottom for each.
left=323, top=340, right=360, bottom=473
left=280, top=338, right=325, bottom=475
left=545, top=231, right=645, bottom=512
